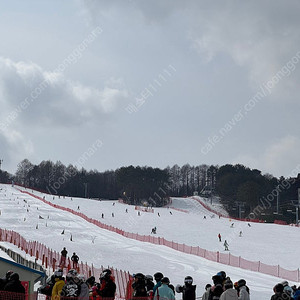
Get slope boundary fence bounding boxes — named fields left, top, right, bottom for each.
left=14, top=186, right=300, bottom=282
left=0, top=229, right=130, bottom=299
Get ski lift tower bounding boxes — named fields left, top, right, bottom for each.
left=0, top=159, right=3, bottom=170
left=290, top=188, right=300, bottom=224
left=235, top=201, right=246, bottom=219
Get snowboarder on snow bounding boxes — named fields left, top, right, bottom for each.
left=151, top=227, right=157, bottom=234
left=224, top=240, right=229, bottom=251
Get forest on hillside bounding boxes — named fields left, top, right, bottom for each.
left=0, top=159, right=299, bottom=223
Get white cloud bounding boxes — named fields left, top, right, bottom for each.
left=233, top=135, right=300, bottom=177
left=0, top=57, right=129, bottom=128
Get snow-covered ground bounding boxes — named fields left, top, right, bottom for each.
left=0, top=183, right=298, bottom=300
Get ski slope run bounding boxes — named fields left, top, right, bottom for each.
left=0, top=184, right=298, bottom=300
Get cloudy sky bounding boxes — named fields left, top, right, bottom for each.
left=0, top=0, right=300, bottom=178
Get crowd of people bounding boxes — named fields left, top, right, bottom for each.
left=38, top=268, right=116, bottom=299
left=129, top=270, right=300, bottom=300
left=2, top=267, right=300, bottom=299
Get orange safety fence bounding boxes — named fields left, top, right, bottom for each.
left=0, top=228, right=131, bottom=299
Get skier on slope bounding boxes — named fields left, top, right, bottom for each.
left=224, top=240, right=229, bottom=251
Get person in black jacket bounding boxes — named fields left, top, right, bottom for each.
left=132, top=273, right=147, bottom=298
left=96, top=269, right=116, bottom=299
left=60, top=247, right=68, bottom=267
left=0, top=270, right=13, bottom=291
left=3, top=272, right=25, bottom=299
left=176, top=276, right=196, bottom=300
left=71, top=252, right=79, bottom=269
left=60, top=269, right=81, bottom=299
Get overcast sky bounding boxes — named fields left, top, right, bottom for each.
left=0, top=0, right=300, bottom=178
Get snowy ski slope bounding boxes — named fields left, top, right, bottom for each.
left=0, top=183, right=298, bottom=300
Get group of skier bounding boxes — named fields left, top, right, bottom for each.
left=38, top=268, right=116, bottom=299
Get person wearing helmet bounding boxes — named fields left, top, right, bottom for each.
left=281, top=280, right=293, bottom=298
left=237, top=279, right=249, bottom=300
left=154, top=277, right=175, bottom=300
left=153, top=272, right=164, bottom=295
left=132, top=273, right=147, bottom=297
left=38, top=274, right=56, bottom=296
left=60, top=269, right=81, bottom=299
left=52, top=269, right=65, bottom=300
left=95, top=268, right=116, bottom=299
left=202, top=274, right=224, bottom=300
left=176, top=276, right=196, bottom=300
left=145, top=275, right=155, bottom=295
left=3, top=272, right=25, bottom=295
left=0, top=270, right=13, bottom=290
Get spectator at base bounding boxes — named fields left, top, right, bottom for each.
left=38, top=274, right=55, bottom=296
left=175, top=276, right=196, bottom=300
left=237, top=279, right=250, bottom=300
left=0, top=271, right=13, bottom=291
left=95, top=269, right=116, bottom=300
left=281, top=281, right=293, bottom=298
left=51, top=269, right=65, bottom=300
left=154, top=277, right=175, bottom=300
left=145, top=274, right=155, bottom=297
left=60, top=269, right=81, bottom=299
left=220, top=279, right=238, bottom=300
left=153, top=272, right=164, bottom=295
left=202, top=273, right=224, bottom=300
left=132, top=273, right=147, bottom=297
left=3, top=272, right=25, bottom=299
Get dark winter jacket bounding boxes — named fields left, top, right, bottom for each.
left=145, top=279, right=155, bottom=294
left=207, top=284, right=224, bottom=300
left=60, top=277, right=81, bottom=299
left=3, top=278, right=25, bottom=294
left=71, top=254, right=79, bottom=263
left=182, top=284, right=196, bottom=300
left=294, top=290, right=300, bottom=300
left=61, top=249, right=68, bottom=257
left=132, top=278, right=147, bottom=297
left=97, top=278, right=116, bottom=299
